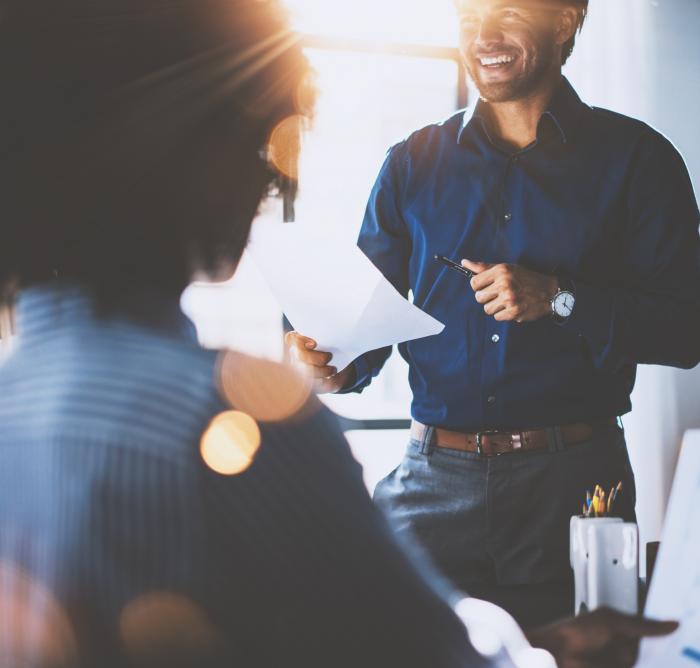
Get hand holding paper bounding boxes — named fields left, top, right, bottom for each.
left=247, top=224, right=444, bottom=375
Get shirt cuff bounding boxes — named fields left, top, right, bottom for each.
left=453, top=597, right=556, bottom=668
left=559, top=279, right=616, bottom=361
left=335, top=356, right=371, bottom=394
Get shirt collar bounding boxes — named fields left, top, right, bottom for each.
left=457, top=77, right=586, bottom=149
left=14, top=283, right=198, bottom=345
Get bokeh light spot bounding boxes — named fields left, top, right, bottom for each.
left=216, top=351, right=314, bottom=423
left=200, top=410, right=261, bottom=475
left=0, top=562, right=77, bottom=666
left=120, top=592, right=217, bottom=659
left=267, top=114, right=306, bottom=179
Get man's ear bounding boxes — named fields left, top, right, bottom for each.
left=554, top=7, right=579, bottom=47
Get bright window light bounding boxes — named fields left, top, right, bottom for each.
left=285, top=0, right=459, bottom=47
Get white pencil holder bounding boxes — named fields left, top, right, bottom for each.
left=569, top=516, right=639, bottom=615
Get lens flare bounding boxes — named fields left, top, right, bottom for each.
left=216, top=351, right=314, bottom=423
left=267, top=114, right=306, bottom=179
left=200, top=410, right=261, bottom=475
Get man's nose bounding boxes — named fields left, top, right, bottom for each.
left=474, top=14, right=502, bottom=48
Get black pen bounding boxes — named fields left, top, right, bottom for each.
left=434, top=255, right=475, bottom=281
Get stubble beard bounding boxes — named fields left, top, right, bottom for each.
left=467, top=38, right=558, bottom=103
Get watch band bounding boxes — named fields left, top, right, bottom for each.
left=558, top=276, right=576, bottom=296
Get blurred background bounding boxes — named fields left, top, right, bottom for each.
left=181, top=0, right=700, bottom=570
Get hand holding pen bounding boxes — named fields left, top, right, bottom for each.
left=434, top=254, right=559, bottom=323
left=434, top=255, right=475, bottom=280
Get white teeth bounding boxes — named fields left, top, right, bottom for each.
left=479, top=55, right=515, bottom=66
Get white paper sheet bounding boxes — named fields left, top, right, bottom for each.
left=637, top=430, right=700, bottom=667
left=247, top=224, right=444, bottom=372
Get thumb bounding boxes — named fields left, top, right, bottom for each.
left=284, top=331, right=317, bottom=350
left=461, top=259, right=492, bottom=274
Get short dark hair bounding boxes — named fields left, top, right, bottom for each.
left=453, top=0, right=589, bottom=66
left=560, top=0, right=589, bottom=65
left=0, top=0, right=312, bottom=312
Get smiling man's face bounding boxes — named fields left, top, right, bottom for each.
left=457, top=0, right=564, bottom=103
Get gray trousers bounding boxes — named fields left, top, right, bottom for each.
left=374, top=422, right=636, bottom=628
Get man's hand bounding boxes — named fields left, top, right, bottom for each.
left=285, top=331, right=355, bottom=394
left=526, top=607, right=679, bottom=668
left=461, top=259, right=559, bottom=323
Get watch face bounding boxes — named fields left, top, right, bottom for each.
left=554, top=291, right=575, bottom=318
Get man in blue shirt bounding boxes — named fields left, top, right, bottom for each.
left=288, top=0, right=700, bottom=625
left=0, top=0, right=684, bottom=665
left=0, top=0, right=681, bottom=664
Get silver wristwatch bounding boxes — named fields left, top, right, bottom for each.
left=551, top=277, right=575, bottom=323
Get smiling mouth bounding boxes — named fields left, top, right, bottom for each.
left=477, top=53, right=517, bottom=68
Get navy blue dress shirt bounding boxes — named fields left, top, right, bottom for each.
left=346, top=78, right=700, bottom=431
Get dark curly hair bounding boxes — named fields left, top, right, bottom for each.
left=0, top=0, right=313, bottom=312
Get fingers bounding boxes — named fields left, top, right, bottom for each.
left=461, top=259, right=492, bottom=275
left=470, top=266, right=520, bottom=320
left=469, top=265, right=500, bottom=292
left=284, top=330, right=317, bottom=351
left=285, top=332, right=356, bottom=395
left=306, top=364, right=337, bottom=379
left=562, top=612, right=676, bottom=668
left=286, top=331, right=331, bottom=364
left=295, top=347, right=334, bottom=369
left=314, top=365, right=354, bottom=394
left=482, top=289, right=520, bottom=320
left=483, top=295, right=507, bottom=316
left=494, top=307, right=518, bottom=321
left=295, top=353, right=336, bottom=378
left=474, top=288, right=500, bottom=305
left=588, top=609, right=679, bottom=639
left=477, top=286, right=520, bottom=321
left=285, top=331, right=336, bottom=376
left=615, top=616, right=679, bottom=639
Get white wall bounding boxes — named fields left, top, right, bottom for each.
left=566, top=0, right=700, bottom=558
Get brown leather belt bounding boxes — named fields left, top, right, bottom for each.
left=411, top=418, right=618, bottom=457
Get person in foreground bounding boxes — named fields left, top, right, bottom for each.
left=288, top=0, right=700, bottom=626
left=0, top=0, right=677, bottom=666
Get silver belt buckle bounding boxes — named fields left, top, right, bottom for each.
left=477, top=430, right=523, bottom=456
left=476, top=430, right=499, bottom=456
left=512, top=432, right=523, bottom=450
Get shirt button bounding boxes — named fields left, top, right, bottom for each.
left=487, top=395, right=497, bottom=405
left=503, top=212, right=512, bottom=222
left=491, top=334, right=500, bottom=343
